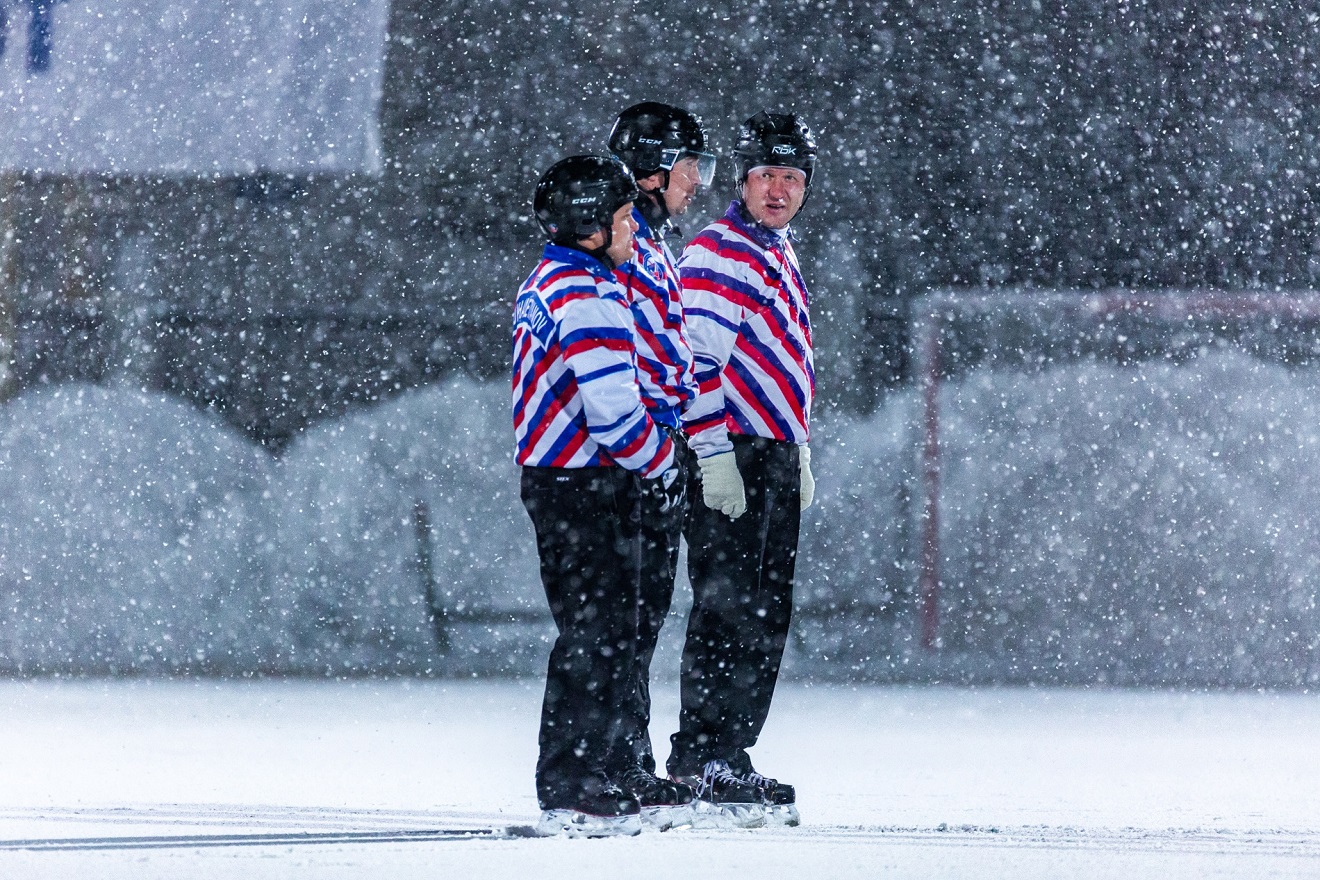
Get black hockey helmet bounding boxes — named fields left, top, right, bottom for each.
left=533, top=155, right=639, bottom=245
left=608, top=102, right=716, bottom=187
left=733, top=110, right=817, bottom=187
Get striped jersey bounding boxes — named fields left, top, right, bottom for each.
left=512, top=242, right=675, bottom=477
left=615, top=206, right=697, bottom=428
left=679, top=201, right=814, bottom=459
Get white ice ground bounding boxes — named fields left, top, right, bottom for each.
left=2, top=678, right=1320, bottom=878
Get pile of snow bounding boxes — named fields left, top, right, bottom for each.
left=0, top=384, right=277, bottom=673
left=0, top=380, right=543, bottom=676
left=4, top=351, right=1320, bottom=684
left=267, top=379, right=544, bottom=676
left=929, top=351, right=1320, bottom=685
left=799, top=350, right=1320, bottom=685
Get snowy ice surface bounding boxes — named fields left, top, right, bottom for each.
left=2, top=679, right=1320, bottom=878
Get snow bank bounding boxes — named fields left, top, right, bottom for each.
left=0, top=384, right=277, bottom=673
left=0, top=379, right=546, bottom=676
left=4, top=353, right=1320, bottom=684
left=266, top=379, right=545, bottom=676
left=927, top=351, right=1320, bottom=685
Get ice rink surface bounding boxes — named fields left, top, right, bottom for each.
left=2, top=678, right=1319, bottom=878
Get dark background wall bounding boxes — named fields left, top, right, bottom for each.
left=5, top=0, right=1320, bottom=447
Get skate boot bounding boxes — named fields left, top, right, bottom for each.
left=536, top=774, right=642, bottom=838
left=669, top=759, right=766, bottom=829
left=729, top=757, right=799, bottom=827
left=613, top=764, right=697, bottom=831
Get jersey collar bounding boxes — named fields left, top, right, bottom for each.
left=542, top=241, right=616, bottom=279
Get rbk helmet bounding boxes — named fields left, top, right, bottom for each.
left=533, top=154, right=639, bottom=245
left=733, top=110, right=817, bottom=187
left=608, top=102, right=717, bottom=187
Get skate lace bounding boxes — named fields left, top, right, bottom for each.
left=744, top=770, right=776, bottom=788
left=700, top=760, right=741, bottom=792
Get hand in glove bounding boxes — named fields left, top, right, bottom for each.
left=698, top=451, right=746, bottom=519
left=646, top=464, right=685, bottom=514
left=799, top=445, right=815, bottom=511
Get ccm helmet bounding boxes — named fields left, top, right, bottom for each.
left=533, top=154, right=639, bottom=245
left=609, top=102, right=717, bottom=187
left=733, top=110, right=817, bottom=187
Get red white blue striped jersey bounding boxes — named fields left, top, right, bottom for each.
left=678, top=201, right=814, bottom=459
left=615, top=207, right=697, bottom=428
left=512, top=243, right=675, bottom=477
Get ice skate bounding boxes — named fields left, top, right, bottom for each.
left=670, top=759, right=766, bottom=829
left=613, top=765, right=697, bottom=831
left=535, top=777, right=642, bottom=838
left=730, top=760, right=799, bottom=827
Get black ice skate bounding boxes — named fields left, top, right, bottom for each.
left=535, top=776, right=642, bottom=838
left=730, top=760, right=799, bottom=827
left=669, top=759, right=766, bottom=829
left=613, top=765, right=697, bottom=831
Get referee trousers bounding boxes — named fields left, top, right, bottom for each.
left=668, top=435, right=801, bottom=776
left=521, top=465, right=642, bottom=807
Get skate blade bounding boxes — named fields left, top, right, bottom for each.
left=641, top=802, right=697, bottom=832
left=690, top=799, right=766, bottom=830
left=765, top=803, right=800, bottom=827
left=535, top=809, right=642, bottom=838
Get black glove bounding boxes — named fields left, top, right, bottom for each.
left=646, top=465, right=685, bottom=514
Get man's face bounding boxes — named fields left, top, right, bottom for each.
left=660, top=156, right=703, bottom=217
left=637, top=155, right=703, bottom=219
left=741, top=165, right=807, bottom=229
left=604, top=201, right=639, bottom=266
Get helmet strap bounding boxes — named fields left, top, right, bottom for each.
left=588, top=238, right=616, bottom=270
left=638, top=186, right=670, bottom=235
left=638, top=168, right=672, bottom=226
left=587, top=225, right=618, bottom=271
left=558, top=229, right=617, bottom=270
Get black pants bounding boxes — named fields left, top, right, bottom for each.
left=521, top=466, right=643, bottom=808
left=668, top=435, right=801, bottom=776
left=620, top=426, right=690, bottom=774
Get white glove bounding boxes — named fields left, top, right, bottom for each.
left=799, top=445, right=814, bottom=511
left=698, top=451, right=746, bottom=519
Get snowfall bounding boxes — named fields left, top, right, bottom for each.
left=8, top=351, right=1320, bottom=875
